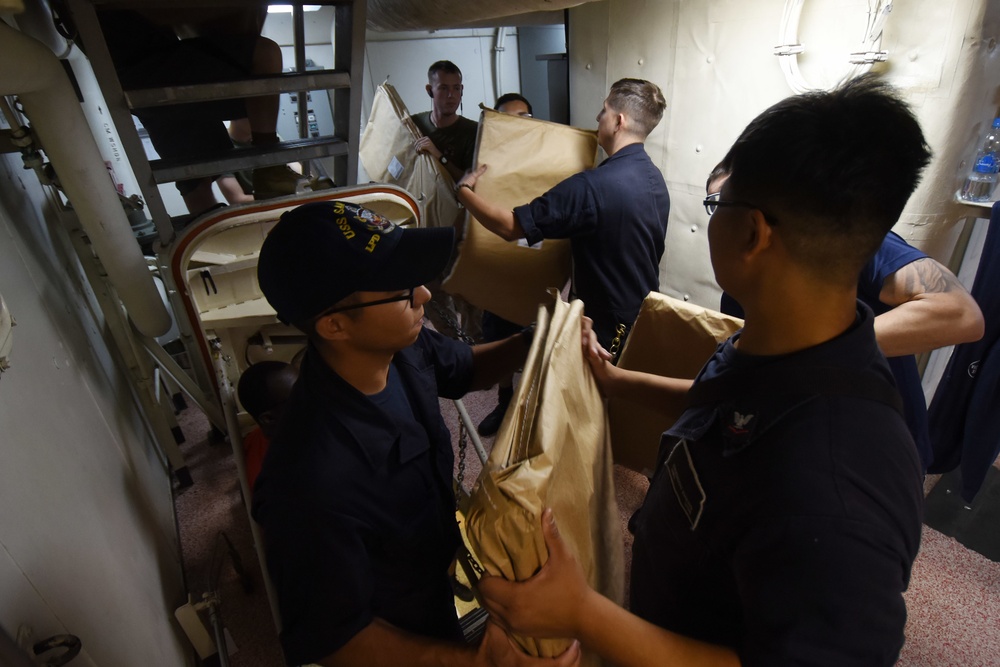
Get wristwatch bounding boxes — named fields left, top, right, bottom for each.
left=439, top=155, right=449, bottom=166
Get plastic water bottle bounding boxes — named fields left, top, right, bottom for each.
left=959, top=117, right=1000, bottom=202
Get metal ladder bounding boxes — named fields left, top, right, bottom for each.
left=48, top=0, right=368, bottom=484
left=63, top=0, right=366, bottom=248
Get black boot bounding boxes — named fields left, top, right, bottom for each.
left=477, top=385, right=513, bottom=436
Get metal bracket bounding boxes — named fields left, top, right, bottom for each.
left=773, top=43, right=805, bottom=57
left=849, top=50, right=889, bottom=64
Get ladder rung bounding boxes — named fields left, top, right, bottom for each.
left=125, top=70, right=352, bottom=109
left=149, top=136, right=348, bottom=184
left=459, top=607, right=488, bottom=645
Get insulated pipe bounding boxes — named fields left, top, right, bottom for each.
left=492, top=27, right=506, bottom=103
left=0, top=22, right=171, bottom=337
left=12, top=0, right=73, bottom=59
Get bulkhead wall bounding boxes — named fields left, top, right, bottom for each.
left=569, top=0, right=1000, bottom=308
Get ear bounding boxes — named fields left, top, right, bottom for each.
left=614, top=112, right=626, bottom=132
left=258, top=410, right=278, bottom=430
left=426, top=84, right=433, bottom=98
left=744, top=209, right=775, bottom=259
left=313, top=312, right=351, bottom=343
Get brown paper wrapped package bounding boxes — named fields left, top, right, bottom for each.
left=442, top=109, right=599, bottom=326
left=465, top=295, right=622, bottom=666
left=609, top=292, right=744, bottom=475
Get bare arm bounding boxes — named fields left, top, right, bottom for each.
left=479, top=509, right=740, bottom=667
left=582, top=319, right=693, bottom=413
left=468, top=331, right=530, bottom=391
left=875, top=257, right=984, bottom=357
left=456, top=165, right=525, bottom=241
left=414, top=136, right=466, bottom=182
left=320, top=617, right=580, bottom=667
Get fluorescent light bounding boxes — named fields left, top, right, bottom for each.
left=266, top=5, right=322, bottom=13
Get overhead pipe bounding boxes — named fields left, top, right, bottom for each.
left=0, top=21, right=171, bottom=337
left=366, top=0, right=598, bottom=32
left=11, top=0, right=73, bottom=59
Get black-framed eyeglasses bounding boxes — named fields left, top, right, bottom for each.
left=702, top=192, right=777, bottom=224
left=315, top=288, right=414, bottom=319
left=703, top=192, right=755, bottom=215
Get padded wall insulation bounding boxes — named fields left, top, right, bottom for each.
left=569, top=0, right=1000, bottom=309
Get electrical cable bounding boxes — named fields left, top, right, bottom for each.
left=775, top=0, right=892, bottom=93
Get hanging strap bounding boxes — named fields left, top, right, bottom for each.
left=685, top=364, right=905, bottom=416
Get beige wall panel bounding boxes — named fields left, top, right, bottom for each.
left=569, top=0, right=999, bottom=309
left=568, top=0, right=611, bottom=129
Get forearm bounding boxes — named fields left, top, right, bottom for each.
left=443, top=161, right=465, bottom=182
left=875, top=257, right=985, bottom=357
left=576, top=590, right=739, bottom=667
left=468, top=332, right=530, bottom=391
left=603, top=366, right=692, bottom=414
left=874, top=292, right=984, bottom=357
left=319, top=618, right=475, bottom=667
left=456, top=187, right=523, bottom=241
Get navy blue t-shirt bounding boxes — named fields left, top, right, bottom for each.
left=631, top=305, right=923, bottom=665
left=252, top=329, right=473, bottom=665
left=720, top=232, right=932, bottom=469
left=513, top=142, right=670, bottom=348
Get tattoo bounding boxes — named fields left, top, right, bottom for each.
left=883, top=258, right=962, bottom=305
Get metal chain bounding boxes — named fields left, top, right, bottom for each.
left=456, top=418, right=468, bottom=505
left=428, top=297, right=476, bottom=345
left=608, top=322, right=627, bottom=362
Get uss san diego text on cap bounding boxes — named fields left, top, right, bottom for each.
left=257, top=200, right=455, bottom=325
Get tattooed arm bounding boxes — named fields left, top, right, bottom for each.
left=875, top=257, right=984, bottom=357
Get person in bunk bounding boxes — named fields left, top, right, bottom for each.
left=236, top=359, right=298, bottom=493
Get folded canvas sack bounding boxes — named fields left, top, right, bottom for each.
left=359, top=82, right=463, bottom=231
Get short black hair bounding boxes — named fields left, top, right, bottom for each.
left=428, top=60, right=462, bottom=82
left=706, top=160, right=730, bottom=194
left=723, top=74, right=931, bottom=283
left=237, top=361, right=295, bottom=421
left=607, top=78, right=666, bottom=137
left=495, top=92, right=532, bottom=115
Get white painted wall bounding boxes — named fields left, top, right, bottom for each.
left=568, top=0, right=1000, bottom=309
left=362, top=28, right=522, bottom=128
left=354, top=27, right=522, bottom=182
left=0, top=157, right=189, bottom=664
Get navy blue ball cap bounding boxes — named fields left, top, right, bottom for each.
left=257, top=200, right=455, bottom=325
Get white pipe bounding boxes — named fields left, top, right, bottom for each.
left=454, top=398, right=488, bottom=465
left=12, top=0, right=73, bottom=59
left=0, top=22, right=171, bottom=337
left=492, top=27, right=505, bottom=103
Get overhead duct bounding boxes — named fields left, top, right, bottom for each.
left=366, top=0, right=596, bottom=31
left=0, top=21, right=171, bottom=338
